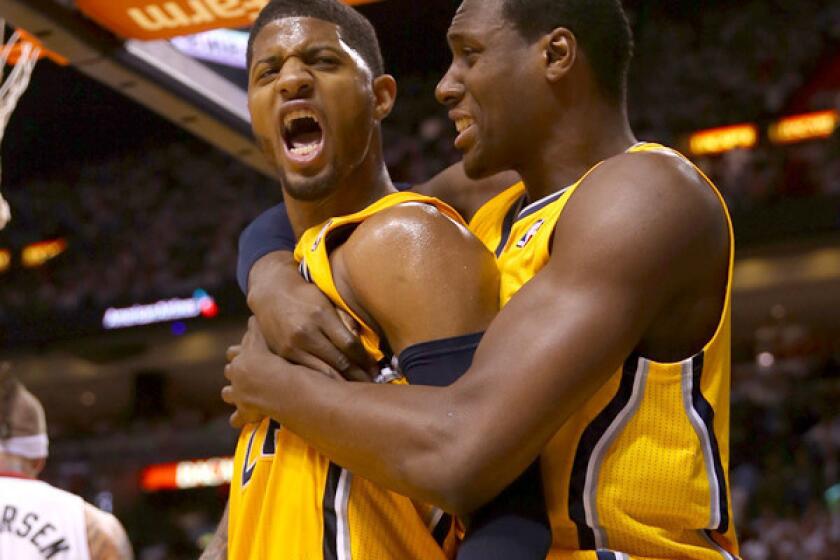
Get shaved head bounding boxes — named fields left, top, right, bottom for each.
left=0, top=364, right=46, bottom=439
left=0, top=365, right=47, bottom=476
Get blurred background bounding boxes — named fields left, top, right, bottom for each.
left=0, top=0, right=838, bottom=558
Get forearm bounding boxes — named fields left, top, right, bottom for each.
left=246, top=250, right=296, bottom=311
left=259, top=364, right=477, bottom=510
left=253, top=352, right=545, bottom=514
left=247, top=277, right=638, bottom=513
left=199, top=502, right=229, bottom=560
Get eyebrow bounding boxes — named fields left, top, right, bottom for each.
left=254, top=54, right=279, bottom=67
left=447, top=31, right=464, bottom=45
left=254, top=43, right=344, bottom=66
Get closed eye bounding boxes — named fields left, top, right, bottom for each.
left=253, top=65, right=277, bottom=84
left=311, top=54, right=341, bottom=69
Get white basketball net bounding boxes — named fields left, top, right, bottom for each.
left=0, top=21, right=40, bottom=231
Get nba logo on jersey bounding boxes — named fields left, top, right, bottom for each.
left=311, top=220, right=333, bottom=252
left=517, top=219, right=545, bottom=248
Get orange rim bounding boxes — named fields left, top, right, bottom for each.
left=2, top=29, right=68, bottom=66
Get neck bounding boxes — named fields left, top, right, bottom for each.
left=0, top=453, right=33, bottom=477
left=285, top=145, right=396, bottom=238
left=517, top=97, right=637, bottom=202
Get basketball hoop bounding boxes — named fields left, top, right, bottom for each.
left=0, top=21, right=42, bottom=231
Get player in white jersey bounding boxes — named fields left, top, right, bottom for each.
left=0, top=365, right=133, bottom=560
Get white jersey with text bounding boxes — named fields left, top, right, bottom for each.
left=0, top=474, right=90, bottom=560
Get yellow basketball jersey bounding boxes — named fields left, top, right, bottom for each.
left=229, top=191, right=465, bottom=560
left=468, top=180, right=526, bottom=257
left=470, top=143, right=740, bottom=560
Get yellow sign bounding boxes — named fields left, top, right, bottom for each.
left=689, top=124, right=757, bottom=156
left=769, top=110, right=838, bottom=145
left=0, top=249, right=10, bottom=273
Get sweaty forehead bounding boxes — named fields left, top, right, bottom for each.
left=252, top=17, right=344, bottom=57
left=449, top=0, right=512, bottom=42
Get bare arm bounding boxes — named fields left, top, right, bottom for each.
left=84, top=504, right=133, bottom=560
left=224, top=155, right=727, bottom=514
left=330, top=203, right=499, bottom=354
left=240, top=163, right=516, bottom=379
left=198, top=502, right=229, bottom=560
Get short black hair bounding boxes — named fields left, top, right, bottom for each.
left=247, top=0, right=384, bottom=77
left=501, top=0, right=633, bottom=102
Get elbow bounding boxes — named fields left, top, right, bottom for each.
left=404, top=429, right=496, bottom=516
left=435, top=460, right=496, bottom=516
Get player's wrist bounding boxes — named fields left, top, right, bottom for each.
left=246, top=251, right=297, bottom=310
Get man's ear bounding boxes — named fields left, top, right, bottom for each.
left=542, top=27, right=576, bottom=83
left=372, top=74, right=397, bottom=121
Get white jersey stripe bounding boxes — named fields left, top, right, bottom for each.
left=681, top=358, right=721, bottom=530
left=700, top=529, right=736, bottom=560
left=584, top=357, right=650, bottom=549
left=335, top=469, right=353, bottom=560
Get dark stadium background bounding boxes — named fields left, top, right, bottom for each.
left=0, top=1, right=838, bottom=557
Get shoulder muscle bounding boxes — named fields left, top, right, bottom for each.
left=334, top=203, right=499, bottom=354
left=546, top=150, right=729, bottom=352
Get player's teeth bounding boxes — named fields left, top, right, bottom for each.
left=290, top=143, right=318, bottom=156
left=456, top=118, right=473, bottom=133
left=283, top=109, right=319, bottom=130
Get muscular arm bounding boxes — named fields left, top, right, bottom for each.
left=330, top=203, right=499, bottom=355
left=84, top=503, right=133, bottom=560
left=237, top=164, right=516, bottom=377
left=198, top=502, right=228, bottom=560
left=227, top=153, right=729, bottom=513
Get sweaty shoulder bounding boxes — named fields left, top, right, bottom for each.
left=549, top=149, right=730, bottom=360
left=332, top=202, right=499, bottom=354
left=558, top=148, right=728, bottom=261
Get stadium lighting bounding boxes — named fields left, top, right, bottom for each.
left=102, top=289, right=218, bottom=329
left=769, top=110, right=838, bottom=145
left=141, top=456, right=234, bottom=491
left=21, top=238, right=67, bottom=268
left=0, top=249, right=10, bottom=273
left=689, top=124, right=758, bottom=156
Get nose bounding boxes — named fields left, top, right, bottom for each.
left=276, top=58, right=314, bottom=100
left=435, top=64, right=464, bottom=108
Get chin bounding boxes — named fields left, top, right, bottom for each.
left=463, top=150, right=505, bottom=181
left=280, top=167, right=338, bottom=202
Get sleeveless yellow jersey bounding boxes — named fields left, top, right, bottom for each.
left=229, top=191, right=464, bottom=560
left=470, top=143, right=740, bottom=560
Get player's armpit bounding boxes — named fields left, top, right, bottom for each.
left=330, top=202, right=500, bottom=355
left=84, top=503, right=133, bottom=560
left=198, top=501, right=229, bottom=560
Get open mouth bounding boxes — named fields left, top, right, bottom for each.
left=281, top=109, right=324, bottom=160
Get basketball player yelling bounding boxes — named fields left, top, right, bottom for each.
left=225, top=0, right=740, bottom=559
left=206, top=1, right=551, bottom=559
